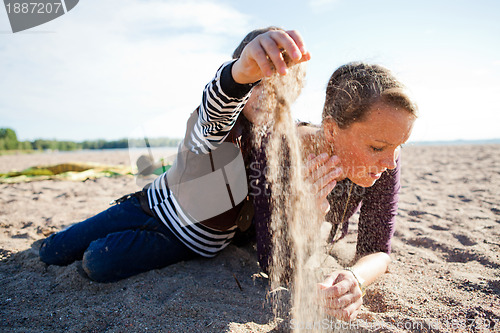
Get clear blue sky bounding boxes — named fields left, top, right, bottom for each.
left=1, top=0, right=499, bottom=142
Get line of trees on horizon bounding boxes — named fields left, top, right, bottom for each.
left=0, top=128, right=181, bottom=152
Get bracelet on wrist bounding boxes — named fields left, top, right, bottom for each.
left=345, top=267, right=366, bottom=296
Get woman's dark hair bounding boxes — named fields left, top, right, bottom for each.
left=322, top=62, right=418, bottom=128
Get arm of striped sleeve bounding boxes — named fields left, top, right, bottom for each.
left=185, top=60, right=257, bottom=154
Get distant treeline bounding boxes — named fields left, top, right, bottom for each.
left=0, top=128, right=181, bottom=152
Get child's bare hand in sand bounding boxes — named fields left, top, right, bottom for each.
left=304, top=153, right=343, bottom=214
left=317, top=270, right=363, bottom=321
left=231, top=29, right=311, bottom=84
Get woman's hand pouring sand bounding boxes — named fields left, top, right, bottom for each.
left=231, top=29, right=311, bottom=85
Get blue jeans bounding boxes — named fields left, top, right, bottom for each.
left=39, top=196, right=198, bottom=282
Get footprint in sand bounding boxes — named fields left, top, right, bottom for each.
left=430, top=224, right=448, bottom=231
left=453, top=233, right=477, bottom=246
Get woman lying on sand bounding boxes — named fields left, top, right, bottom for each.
left=39, top=27, right=417, bottom=321
left=251, top=59, right=418, bottom=321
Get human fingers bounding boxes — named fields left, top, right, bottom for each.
left=316, top=181, right=336, bottom=213
left=318, top=273, right=349, bottom=305
left=261, top=29, right=311, bottom=75
left=270, top=30, right=303, bottom=60
left=318, top=274, right=362, bottom=322
left=239, top=30, right=300, bottom=78
left=248, top=39, right=276, bottom=77
left=324, top=273, right=355, bottom=299
left=314, top=172, right=338, bottom=214
left=308, top=156, right=341, bottom=185
left=232, top=31, right=289, bottom=81
left=318, top=199, right=331, bottom=214
left=324, top=282, right=363, bottom=310
left=312, top=167, right=342, bottom=196
left=232, top=41, right=272, bottom=83
left=316, top=274, right=337, bottom=301
left=285, top=30, right=312, bottom=62
left=317, top=274, right=336, bottom=291
left=324, top=296, right=363, bottom=322
left=305, top=156, right=339, bottom=212
left=258, top=33, right=296, bottom=76
left=304, top=153, right=330, bottom=178
left=231, top=29, right=311, bottom=83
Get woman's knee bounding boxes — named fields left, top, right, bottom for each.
left=81, top=240, right=120, bottom=282
left=38, top=238, right=54, bottom=264
left=39, top=235, right=73, bottom=266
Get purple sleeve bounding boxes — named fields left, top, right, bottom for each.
left=356, top=155, right=401, bottom=255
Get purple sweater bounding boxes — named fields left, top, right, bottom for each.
left=249, top=143, right=401, bottom=273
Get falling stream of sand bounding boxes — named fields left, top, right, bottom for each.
left=253, top=57, right=330, bottom=332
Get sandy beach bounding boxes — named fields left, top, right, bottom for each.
left=0, top=144, right=499, bottom=332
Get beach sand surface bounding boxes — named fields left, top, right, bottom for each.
left=0, top=145, right=499, bottom=332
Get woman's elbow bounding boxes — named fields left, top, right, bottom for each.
left=381, top=252, right=392, bottom=270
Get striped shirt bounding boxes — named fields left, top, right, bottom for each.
left=146, top=61, right=255, bottom=257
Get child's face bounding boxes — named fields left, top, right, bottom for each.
left=329, top=102, right=415, bottom=187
